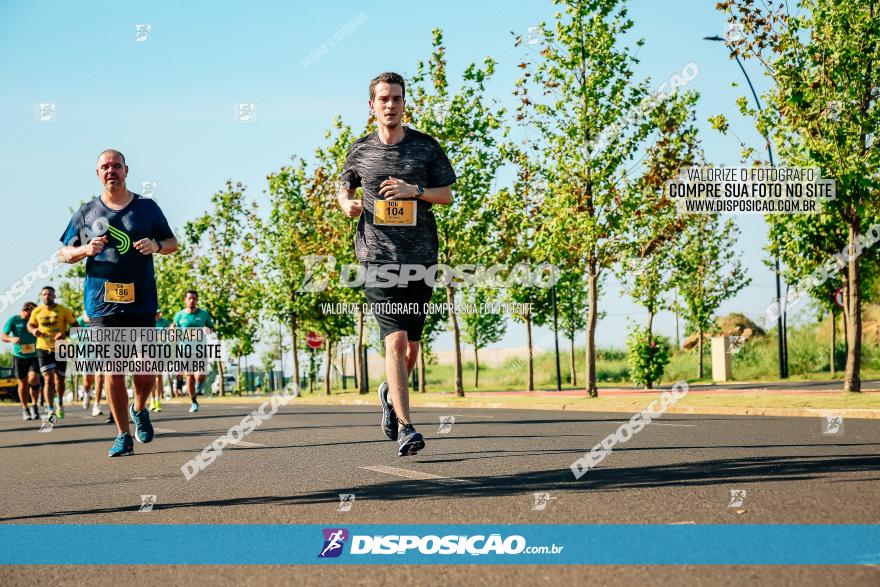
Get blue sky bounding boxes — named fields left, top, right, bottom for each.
left=0, top=0, right=798, bottom=359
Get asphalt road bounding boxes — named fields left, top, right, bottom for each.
left=0, top=400, right=878, bottom=585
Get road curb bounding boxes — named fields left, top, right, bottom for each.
left=283, top=396, right=880, bottom=419
left=142, top=394, right=880, bottom=419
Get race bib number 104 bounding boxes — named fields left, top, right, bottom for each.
left=374, top=200, right=416, bottom=226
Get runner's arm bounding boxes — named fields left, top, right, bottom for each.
left=416, top=185, right=452, bottom=205
left=337, top=186, right=363, bottom=217
left=381, top=178, right=452, bottom=205
left=59, top=235, right=109, bottom=264
left=0, top=332, right=18, bottom=344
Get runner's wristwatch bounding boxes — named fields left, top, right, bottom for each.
left=415, top=184, right=425, bottom=199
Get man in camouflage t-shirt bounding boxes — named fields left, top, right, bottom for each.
left=338, top=72, right=456, bottom=457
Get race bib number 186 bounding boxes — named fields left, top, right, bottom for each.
left=104, top=282, right=135, bottom=303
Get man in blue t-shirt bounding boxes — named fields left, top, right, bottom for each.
left=58, top=149, right=179, bottom=457
left=1, top=301, right=41, bottom=420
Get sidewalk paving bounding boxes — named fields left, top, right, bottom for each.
left=469, top=379, right=880, bottom=396
left=181, top=379, right=880, bottom=420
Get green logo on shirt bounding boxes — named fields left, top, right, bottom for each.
left=107, top=225, right=131, bottom=254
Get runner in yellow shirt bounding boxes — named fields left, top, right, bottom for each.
left=27, top=286, right=76, bottom=423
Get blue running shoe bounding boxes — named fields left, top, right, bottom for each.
left=397, top=424, right=425, bottom=457
left=378, top=382, right=397, bottom=440
left=108, top=432, right=134, bottom=457
left=129, top=404, right=154, bottom=443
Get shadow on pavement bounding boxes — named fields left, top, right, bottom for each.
left=2, top=453, right=877, bottom=522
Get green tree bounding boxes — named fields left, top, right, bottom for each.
left=719, top=0, right=880, bottom=391
left=263, top=118, right=358, bottom=394
left=186, top=180, right=264, bottom=392
left=619, top=91, right=703, bottom=348
left=515, top=0, right=667, bottom=397
left=672, top=215, right=750, bottom=378
left=407, top=29, right=507, bottom=396
left=460, top=287, right=507, bottom=388
left=556, top=270, right=589, bottom=386
left=154, top=233, right=195, bottom=318
left=303, top=124, right=359, bottom=395
left=58, top=266, right=85, bottom=318
left=627, top=326, right=671, bottom=388
left=489, top=163, right=547, bottom=392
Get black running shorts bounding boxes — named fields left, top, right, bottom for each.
left=363, top=263, right=434, bottom=341
left=13, top=356, right=39, bottom=379
left=36, top=349, right=65, bottom=376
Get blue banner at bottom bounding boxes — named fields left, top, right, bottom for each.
left=0, top=525, right=877, bottom=564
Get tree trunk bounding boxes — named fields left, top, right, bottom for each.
left=419, top=341, right=427, bottom=393
left=236, top=357, right=241, bottom=395
left=584, top=261, right=598, bottom=397
left=474, top=347, right=480, bottom=389
left=698, top=327, right=704, bottom=379
left=309, top=347, right=316, bottom=393
left=844, top=221, right=862, bottom=392
left=356, top=310, right=366, bottom=394
left=674, top=291, right=680, bottom=349
left=446, top=286, right=464, bottom=397
left=324, top=341, right=332, bottom=395
left=830, top=309, right=836, bottom=376
left=340, top=347, right=347, bottom=390
left=290, top=313, right=300, bottom=396
left=569, top=337, right=577, bottom=386
left=525, top=311, right=534, bottom=392
left=217, top=362, right=225, bottom=397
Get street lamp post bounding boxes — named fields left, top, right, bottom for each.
left=704, top=34, right=789, bottom=379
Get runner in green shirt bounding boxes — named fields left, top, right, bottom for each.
left=2, top=302, right=40, bottom=420
left=173, top=290, right=214, bottom=413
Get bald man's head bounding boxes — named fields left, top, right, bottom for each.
left=96, top=149, right=128, bottom=192
left=97, top=149, right=126, bottom=165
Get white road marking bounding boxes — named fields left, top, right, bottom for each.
left=153, top=427, right=177, bottom=433
left=361, top=465, right=475, bottom=484
left=228, top=439, right=264, bottom=448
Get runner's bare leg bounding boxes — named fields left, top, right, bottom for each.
left=28, top=372, right=40, bottom=405
left=106, top=375, right=130, bottom=435
left=42, top=368, right=56, bottom=408
left=17, top=377, right=29, bottom=409
left=385, top=332, right=420, bottom=427
left=133, top=373, right=154, bottom=412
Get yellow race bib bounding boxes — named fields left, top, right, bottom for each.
left=20, top=344, right=35, bottom=354
left=374, top=200, right=416, bottom=226
left=104, top=282, right=135, bottom=303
